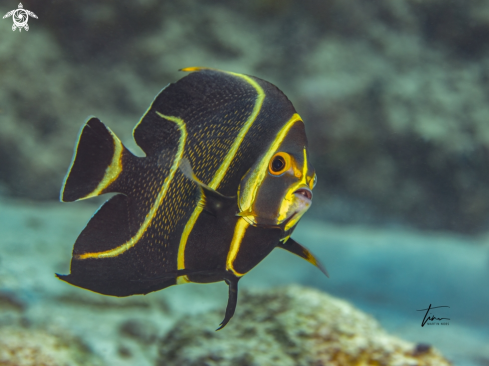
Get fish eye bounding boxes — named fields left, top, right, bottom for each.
left=269, top=152, right=291, bottom=176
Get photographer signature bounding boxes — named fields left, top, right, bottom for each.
left=416, top=304, right=450, bottom=327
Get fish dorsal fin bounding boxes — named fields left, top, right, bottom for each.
left=133, top=104, right=186, bottom=157
left=179, top=158, right=235, bottom=216
left=133, top=69, right=249, bottom=157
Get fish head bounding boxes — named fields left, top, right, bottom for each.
left=238, top=115, right=316, bottom=231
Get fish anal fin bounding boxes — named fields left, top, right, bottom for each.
left=277, top=238, right=329, bottom=278
left=61, top=117, right=136, bottom=202
left=131, top=269, right=224, bottom=282
left=179, top=157, right=235, bottom=216
left=72, top=194, right=134, bottom=257
left=55, top=272, right=176, bottom=297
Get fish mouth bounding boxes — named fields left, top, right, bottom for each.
left=294, top=187, right=312, bottom=202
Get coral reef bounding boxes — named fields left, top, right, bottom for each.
left=157, top=286, right=451, bottom=366
left=0, top=326, right=102, bottom=366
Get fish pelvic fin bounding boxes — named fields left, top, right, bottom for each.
left=216, top=276, right=240, bottom=331
left=60, top=117, right=137, bottom=202
left=277, top=238, right=329, bottom=278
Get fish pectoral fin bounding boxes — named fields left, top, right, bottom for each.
left=277, top=238, right=329, bottom=278
left=216, top=276, right=240, bottom=331
left=179, top=157, right=231, bottom=197
left=236, top=207, right=256, bottom=219
left=179, top=157, right=235, bottom=216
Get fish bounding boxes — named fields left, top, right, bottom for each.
left=56, top=67, right=328, bottom=330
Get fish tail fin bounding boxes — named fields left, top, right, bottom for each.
left=60, top=117, right=136, bottom=202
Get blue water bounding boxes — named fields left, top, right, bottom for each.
left=1, top=1, right=489, bottom=365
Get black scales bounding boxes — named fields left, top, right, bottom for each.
left=57, top=68, right=328, bottom=330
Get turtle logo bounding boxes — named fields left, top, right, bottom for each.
left=3, top=3, right=37, bottom=32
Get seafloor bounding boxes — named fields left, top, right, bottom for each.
left=0, top=199, right=487, bottom=365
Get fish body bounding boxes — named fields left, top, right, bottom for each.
left=57, top=68, right=327, bottom=329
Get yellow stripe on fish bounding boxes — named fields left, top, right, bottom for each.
left=57, top=68, right=326, bottom=331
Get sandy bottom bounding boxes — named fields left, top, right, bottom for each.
left=0, top=198, right=487, bottom=365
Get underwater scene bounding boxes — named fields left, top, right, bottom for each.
left=0, top=0, right=488, bottom=365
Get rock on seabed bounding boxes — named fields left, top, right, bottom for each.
left=157, top=286, right=451, bottom=366
left=0, top=327, right=102, bottom=366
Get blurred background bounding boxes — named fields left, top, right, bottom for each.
left=2, top=0, right=489, bottom=233
left=1, top=0, right=488, bottom=365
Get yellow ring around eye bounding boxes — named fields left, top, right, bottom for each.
left=269, top=152, right=291, bottom=176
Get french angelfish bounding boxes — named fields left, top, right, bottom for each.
left=57, top=67, right=328, bottom=330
